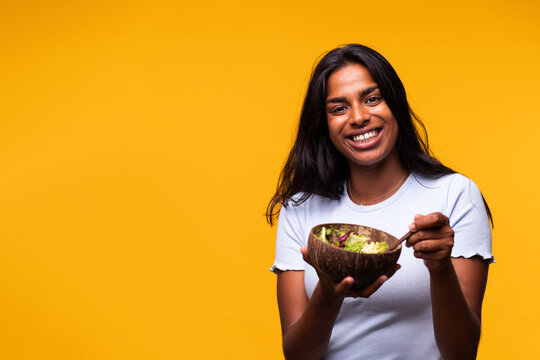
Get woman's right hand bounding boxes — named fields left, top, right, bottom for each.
left=300, top=246, right=400, bottom=299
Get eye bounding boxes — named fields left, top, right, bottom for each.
left=329, top=105, right=348, bottom=114
left=365, top=96, right=383, bottom=105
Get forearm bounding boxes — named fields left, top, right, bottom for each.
left=430, top=262, right=480, bottom=360
left=282, top=282, right=343, bottom=360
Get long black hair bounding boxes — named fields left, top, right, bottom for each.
left=266, top=44, right=491, bottom=225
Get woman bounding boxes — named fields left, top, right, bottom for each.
left=267, top=44, right=493, bottom=360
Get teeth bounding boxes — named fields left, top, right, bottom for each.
left=352, top=130, right=379, bottom=143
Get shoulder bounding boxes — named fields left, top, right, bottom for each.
left=419, top=172, right=490, bottom=231
left=409, top=172, right=486, bottom=212
left=279, top=191, right=344, bottom=230
left=411, top=171, right=466, bottom=189
left=283, top=191, right=342, bottom=213
left=412, top=172, right=481, bottom=198
left=438, top=173, right=485, bottom=210
left=274, top=192, right=344, bottom=266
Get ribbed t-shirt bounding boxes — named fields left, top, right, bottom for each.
left=271, top=172, right=494, bottom=360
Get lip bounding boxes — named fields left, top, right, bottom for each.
left=346, top=128, right=383, bottom=149
left=347, top=127, right=382, bottom=138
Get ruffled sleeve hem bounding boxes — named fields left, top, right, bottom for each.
left=452, top=252, right=495, bottom=264
left=269, top=263, right=305, bottom=274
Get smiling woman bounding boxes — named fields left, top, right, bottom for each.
left=326, top=63, right=400, bottom=169
left=266, top=44, right=494, bottom=360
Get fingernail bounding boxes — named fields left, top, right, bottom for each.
left=409, top=223, right=416, bottom=232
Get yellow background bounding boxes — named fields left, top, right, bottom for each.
left=1, top=0, right=538, bottom=358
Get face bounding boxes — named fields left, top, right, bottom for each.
left=326, top=63, right=399, bottom=168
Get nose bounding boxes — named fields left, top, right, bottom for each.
left=350, top=104, right=370, bottom=126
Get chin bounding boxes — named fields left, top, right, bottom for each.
left=348, top=151, right=396, bottom=168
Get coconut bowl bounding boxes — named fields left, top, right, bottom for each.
left=307, top=223, right=402, bottom=289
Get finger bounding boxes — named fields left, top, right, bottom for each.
left=385, top=264, right=401, bottom=278
left=410, top=212, right=449, bottom=232
left=414, top=213, right=424, bottom=220
left=406, top=226, right=455, bottom=248
left=300, top=246, right=313, bottom=266
left=412, top=239, right=453, bottom=254
left=413, top=250, right=444, bottom=258
left=335, top=276, right=355, bottom=293
left=407, top=227, right=453, bottom=245
left=353, top=275, right=388, bottom=297
left=413, top=250, right=452, bottom=262
left=409, top=214, right=424, bottom=232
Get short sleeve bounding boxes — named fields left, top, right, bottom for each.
left=446, top=175, right=494, bottom=263
left=269, top=201, right=308, bottom=274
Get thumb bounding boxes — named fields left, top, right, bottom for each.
left=300, top=246, right=313, bottom=266
left=335, top=276, right=355, bottom=293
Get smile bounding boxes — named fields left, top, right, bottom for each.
left=351, top=129, right=380, bottom=143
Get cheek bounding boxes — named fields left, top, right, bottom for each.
left=327, top=131, right=339, bottom=150
left=326, top=120, right=338, bottom=142
left=327, top=125, right=346, bottom=151
left=327, top=117, right=346, bottom=136
left=385, top=116, right=398, bottom=136
left=387, top=124, right=399, bottom=149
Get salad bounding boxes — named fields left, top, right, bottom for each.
left=317, top=226, right=388, bottom=254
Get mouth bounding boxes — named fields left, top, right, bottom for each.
left=350, top=128, right=381, bottom=143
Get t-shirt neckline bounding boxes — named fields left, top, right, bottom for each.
left=344, top=172, right=414, bottom=212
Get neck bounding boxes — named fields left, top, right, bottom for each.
left=347, top=151, right=408, bottom=206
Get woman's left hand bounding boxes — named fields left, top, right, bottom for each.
left=406, top=212, right=455, bottom=273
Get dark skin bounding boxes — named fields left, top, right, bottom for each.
left=276, top=63, right=489, bottom=359
left=277, top=213, right=488, bottom=360
left=407, top=213, right=488, bottom=360
left=277, top=256, right=400, bottom=360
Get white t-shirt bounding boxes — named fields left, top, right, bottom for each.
left=271, top=172, right=493, bottom=360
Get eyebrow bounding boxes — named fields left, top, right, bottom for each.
left=326, top=86, right=379, bottom=104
